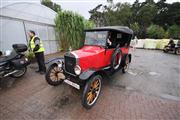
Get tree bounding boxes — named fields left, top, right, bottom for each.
left=168, top=25, right=180, bottom=39
left=89, top=0, right=180, bottom=38
left=107, top=3, right=132, bottom=26
left=135, top=0, right=157, bottom=38
left=145, top=0, right=155, bottom=4
left=55, top=11, right=95, bottom=50
left=107, top=0, right=113, bottom=3
left=84, top=20, right=95, bottom=29
left=89, top=4, right=105, bottom=27
left=41, top=0, right=61, bottom=12
left=153, top=2, right=180, bottom=29
left=147, top=25, right=166, bottom=39
left=130, top=22, right=140, bottom=36
left=89, top=2, right=132, bottom=27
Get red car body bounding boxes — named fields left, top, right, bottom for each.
left=71, top=46, right=129, bottom=71
left=62, top=26, right=133, bottom=79
left=46, top=26, right=133, bottom=109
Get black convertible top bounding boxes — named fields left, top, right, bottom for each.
left=85, top=26, right=133, bottom=35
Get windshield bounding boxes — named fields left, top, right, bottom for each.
left=84, top=31, right=108, bottom=46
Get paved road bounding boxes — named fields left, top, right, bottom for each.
left=0, top=49, right=179, bottom=120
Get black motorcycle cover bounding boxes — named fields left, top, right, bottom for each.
left=13, top=44, right=27, bottom=53
left=11, top=57, right=30, bottom=69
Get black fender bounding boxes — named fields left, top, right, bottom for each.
left=45, top=57, right=64, bottom=67
left=79, top=69, right=96, bottom=81
left=128, top=54, right=132, bottom=63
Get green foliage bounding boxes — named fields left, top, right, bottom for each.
left=130, top=22, right=140, bottom=35
left=110, top=3, right=132, bottom=26
left=26, top=52, right=35, bottom=60
left=55, top=11, right=95, bottom=51
left=89, top=4, right=105, bottom=27
left=41, top=0, right=61, bottom=12
left=133, top=1, right=157, bottom=38
left=154, top=2, right=180, bottom=28
left=168, top=25, right=180, bottom=39
left=164, top=31, right=169, bottom=39
left=89, top=3, right=132, bottom=27
left=147, top=25, right=166, bottom=39
left=84, top=20, right=95, bottom=29
left=89, top=0, right=180, bottom=38
left=135, top=3, right=157, bottom=27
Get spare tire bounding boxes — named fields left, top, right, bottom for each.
left=111, top=48, right=122, bottom=71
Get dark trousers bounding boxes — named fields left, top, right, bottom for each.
left=35, top=52, right=46, bottom=72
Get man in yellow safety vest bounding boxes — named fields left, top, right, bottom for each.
left=28, top=30, right=46, bottom=74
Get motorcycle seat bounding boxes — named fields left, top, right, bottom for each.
left=0, top=51, right=18, bottom=63
left=0, top=56, right=11, bottom=63
left=0, top=60, right=7, bottom=66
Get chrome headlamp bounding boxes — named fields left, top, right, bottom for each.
left=74, top=65, right=81, bottom=75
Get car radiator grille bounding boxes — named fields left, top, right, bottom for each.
left=64, top=55, right=76, bottom=75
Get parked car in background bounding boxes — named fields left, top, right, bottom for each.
left=45, top=26, right=133, bottom=109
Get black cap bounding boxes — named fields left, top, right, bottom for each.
left=29, top=30, right=36, bottom=35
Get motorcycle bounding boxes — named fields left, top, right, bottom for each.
left=163, top=43, right=180, bottom=55
left=0, top=44, right=30, bottom=79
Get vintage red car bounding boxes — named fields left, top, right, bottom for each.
left=45, top=26, right=133, bottom=109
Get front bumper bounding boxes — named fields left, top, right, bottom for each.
left=63, top=69, right=86, bottom=89
left=64, top=79, right=80, bottom=89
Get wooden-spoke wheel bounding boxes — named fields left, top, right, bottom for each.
left=45, top=64, right=65, bottom=86
left=82, top=75, right=102, bottom=109
left=86, top=79, right=101, bottom=105
left=49, top=66, right=64, bottom=81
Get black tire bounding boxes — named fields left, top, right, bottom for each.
left=163, top=49, right=168, bottom=53
left=122, top=55, right=129, bottom=73
left=111, top=49, right=122, bottom=71
left=175, top=48, right=180, bottom=55
left=45, top=64, right=65, bottom=86
left=163, top=46, right=168, bottom=53
left=82, top=75, right=102, bottom=109
left=11, top=67, right=27, bottom=78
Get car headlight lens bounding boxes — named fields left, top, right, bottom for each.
left=74, top=65, right=81, bottom=75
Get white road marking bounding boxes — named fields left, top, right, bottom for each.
left=149, top=72, right=160, bottom=76
left=127, top=71, right=137, bottom=76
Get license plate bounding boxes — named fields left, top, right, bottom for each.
left=64, top=79, right=80, bottom=90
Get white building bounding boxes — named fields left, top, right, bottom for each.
left=0, top=2, right=59, bottom=54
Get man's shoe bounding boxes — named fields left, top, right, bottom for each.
left=40, top=71, right=45, bottom=75
left=35, top=70, right=40, bottom=73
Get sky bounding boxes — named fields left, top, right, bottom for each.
left=52, top=0, right=180, bottom=19
left=1, top=0, right=180, bottom=19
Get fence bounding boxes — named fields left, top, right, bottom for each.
left=133, top=39, right=179, bottom=50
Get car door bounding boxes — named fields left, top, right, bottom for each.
left=103, top=48, right=115, bottom=66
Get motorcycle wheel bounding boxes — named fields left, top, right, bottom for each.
left=163, top=47, right=168, bottom=53
left=175, top=48, right=180, bottom=55
left=11, top=67, right=27, bottom=78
